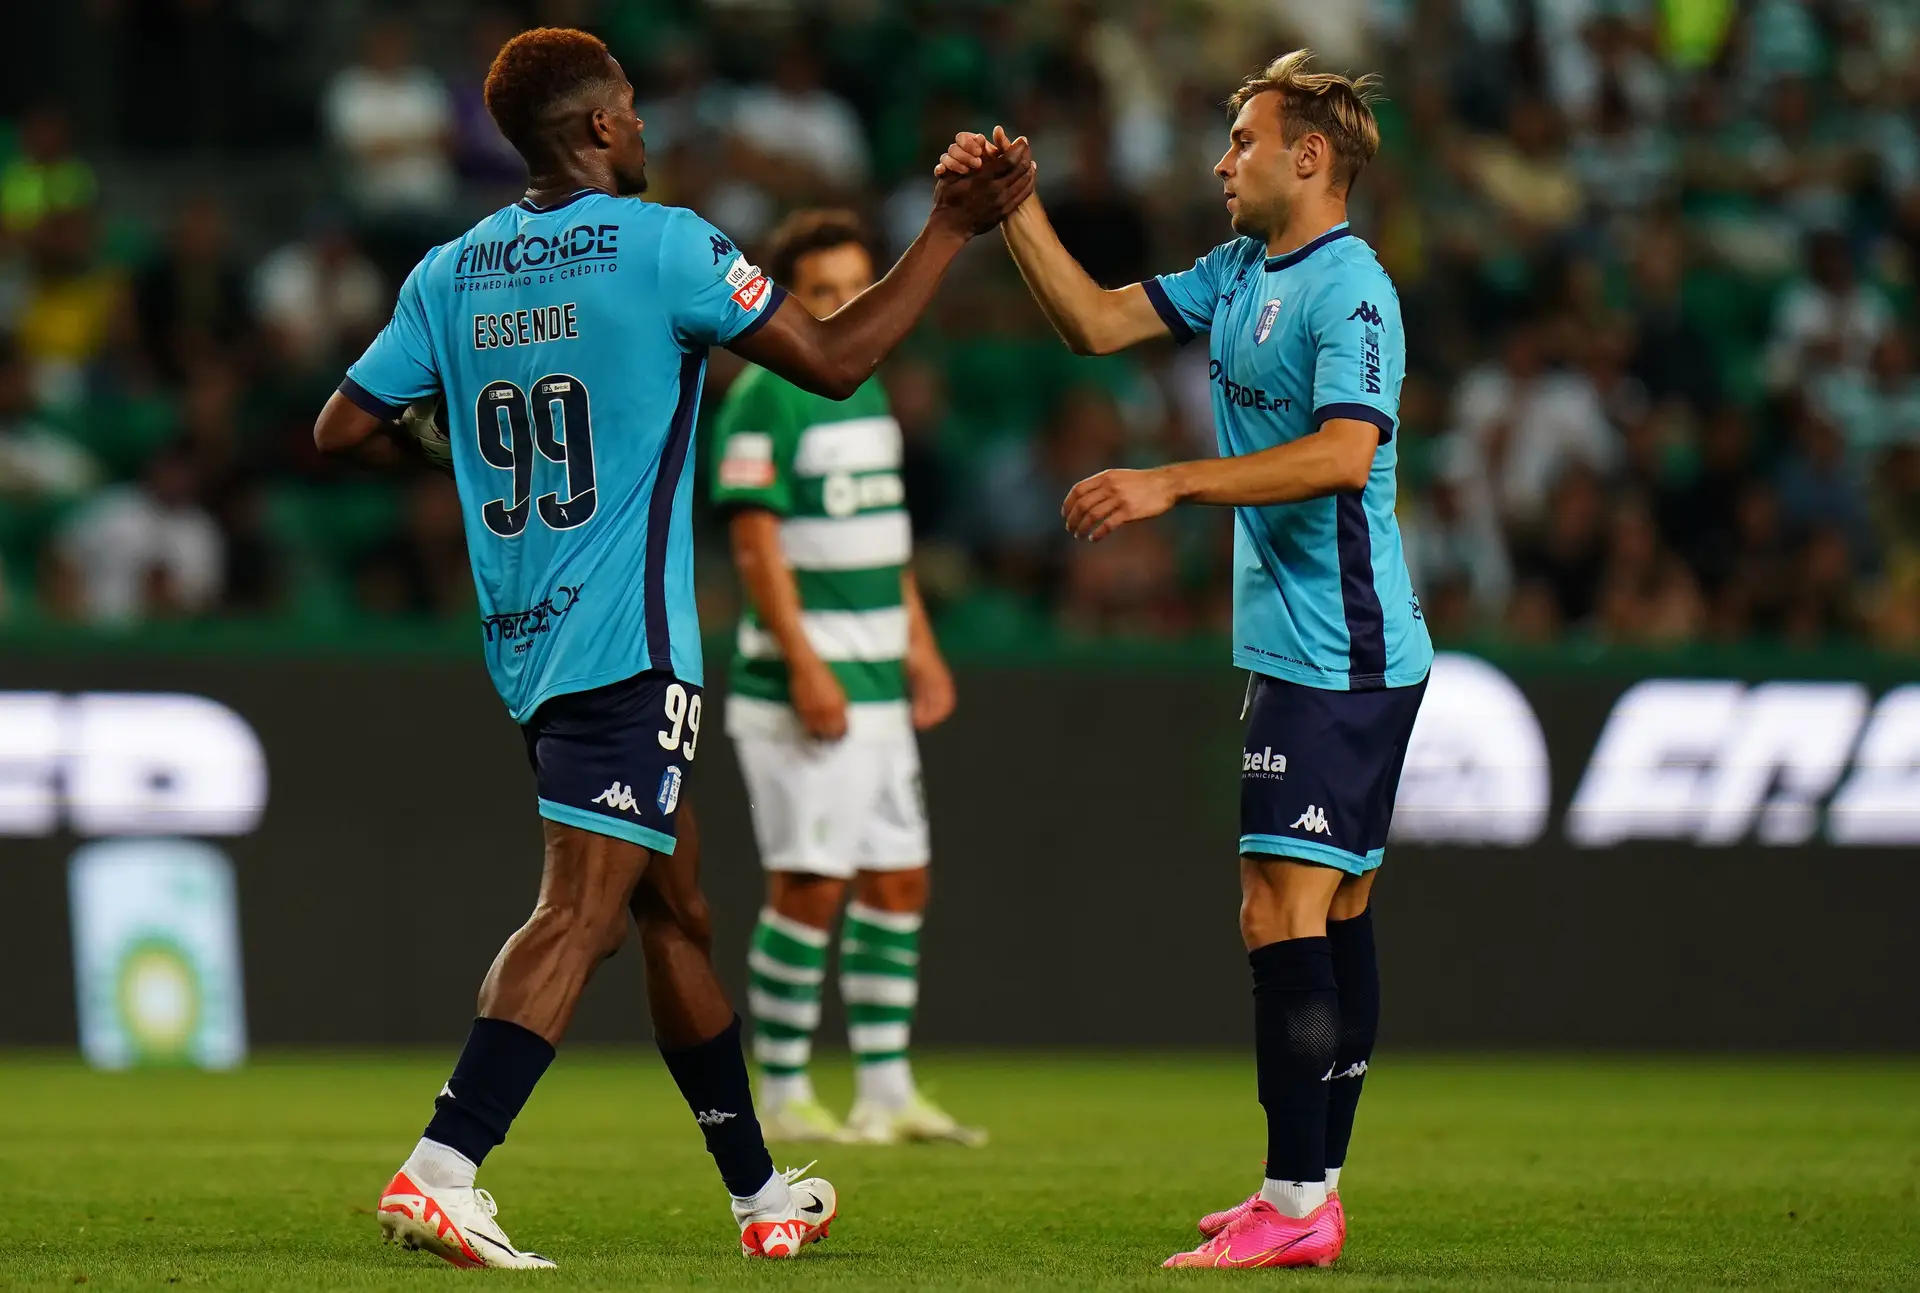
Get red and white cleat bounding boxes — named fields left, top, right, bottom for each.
left=734, top=1164, right=837, bottom=1258
left=377, top=1170, right=556, bottom=1270
left=1163, top=1197, right=1342, bottom=1269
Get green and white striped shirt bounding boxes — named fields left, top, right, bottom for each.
left=711, top=365, right=909, bottom=732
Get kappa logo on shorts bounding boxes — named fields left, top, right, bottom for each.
left=656, top=765, right=683, bottom=814
left=590, top=780, right=644, bottom=815
left=1290, top=804, right=1332, bottom=835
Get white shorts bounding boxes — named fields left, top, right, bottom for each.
left=727, top=696, right=930, bottom=877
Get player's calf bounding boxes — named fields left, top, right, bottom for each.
left=1324, top=904, right=1379, bottom=1194
left=747, top=874, right=843, bottom=1137
left=838, top=870, right=986, bottom=1145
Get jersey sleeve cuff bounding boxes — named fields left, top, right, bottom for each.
left=1142, top=279, right=1196, bottom=346
left=1314, top=402, right=1396, bottom=443
left=729, top=283, right=789, bottom=344
left=338, top=376, right=409, bottom=422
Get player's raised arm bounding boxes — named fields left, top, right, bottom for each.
left=937, top=127, right=1170, bottom=356
left=726, top=143, right=1037, bottom=399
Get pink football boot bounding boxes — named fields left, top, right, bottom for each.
left=1198, top=1191, right=1259, bottom=1238
left=1163, top=1197, right=1342, bottom=1269
left=1201, top=1187, right=1344, bottom=1245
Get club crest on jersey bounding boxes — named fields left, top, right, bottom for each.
left=1254, top=298, right=1282, bottom=344
left=657, top=765, right=683, bottom=814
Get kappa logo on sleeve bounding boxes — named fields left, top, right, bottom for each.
left=710, top=233, right=736, bottom=263
left=1347, top=301, right=1383, bottom=326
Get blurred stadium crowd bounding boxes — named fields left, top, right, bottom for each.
left=1, top=0, right=1918, bottom=649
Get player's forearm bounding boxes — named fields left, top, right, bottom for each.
left=730, top=512, right=824, bottom=666
left=1164, top=422, right=1377, bottom=507
left=806, top=220, right=971, bottom=397
left=1001, top=200, right=1146, bottom=356
left=1001, top=200, right=1107, bottom=353
left=902, top=569, right=937, bottom=659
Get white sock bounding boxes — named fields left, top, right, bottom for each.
left=760, top=1071, right=814, bottom=1108
left=1326, top=1166, right=1343, bottom=1193
left=1259, top=1177, right=1328, bottom=1219
left=731, top=1167, right=793, bottom=1216
left=854, top=1057, right=914, bottom=1108
left=403, top=1137, right=477, bottom=1192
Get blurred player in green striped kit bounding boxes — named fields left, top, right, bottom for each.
left=711, top=209, right=985, bottom=1147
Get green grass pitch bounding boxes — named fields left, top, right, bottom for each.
left=0, top=1053, right=1914, bottom=1291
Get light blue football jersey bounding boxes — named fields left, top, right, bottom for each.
left=342, top=190, right=785, bottom=722
left=1144, top=223, right=1432, bottom=691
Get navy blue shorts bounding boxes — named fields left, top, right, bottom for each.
left=1240, top=671, right=1428, bottom=875
left=521, top=670, right=703, bottom=854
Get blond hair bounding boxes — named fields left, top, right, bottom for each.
left=1228, top=50, right=1383, bottom=193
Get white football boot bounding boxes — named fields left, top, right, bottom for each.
left=844, top=1091, right=988, bottom=1147
left=760, top=1093, right=852, bottom=1143
left=378, top=1169, right=556, bottom=1270
left=733, top=1163, right=838, bottom=1257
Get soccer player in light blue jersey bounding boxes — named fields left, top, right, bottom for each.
left=312, top=26, right=1033, bottom=1268
left=939, top=50, right=1431, bottom=1269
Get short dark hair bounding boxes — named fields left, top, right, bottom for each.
left=484, top=27, right=619, bottom=156
left=762, top=209, right=870, bottom=285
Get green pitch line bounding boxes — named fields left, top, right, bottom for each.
left=0, top=1053, right=1914, bottom=1291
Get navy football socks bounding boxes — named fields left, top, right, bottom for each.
left=422, top=1016, right=556, bottom=1168
left=1249, top=936, right=1339, bottom=1187
left=1325, top=908, right=1380, bottom=1179
left=659, top=1015, right=776, bottom=1198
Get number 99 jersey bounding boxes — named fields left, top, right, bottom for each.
left=339, top=190, right=786, bottom=723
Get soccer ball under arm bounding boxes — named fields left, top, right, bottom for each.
left=397, top=396, right=453, bottom=471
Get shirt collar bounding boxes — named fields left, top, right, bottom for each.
left=517, top=188, right=600, bottom=214
left=1265, top=222, right=1352, bottom=271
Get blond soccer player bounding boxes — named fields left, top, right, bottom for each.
left=940, top=52, right=1430, bottom=1269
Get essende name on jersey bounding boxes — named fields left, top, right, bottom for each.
left=473, top=303, right=581, bottom=351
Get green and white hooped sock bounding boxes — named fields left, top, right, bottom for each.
left=748, top=907, right=828, bottom=1106
left=840, top=902, right=922, bottom=1107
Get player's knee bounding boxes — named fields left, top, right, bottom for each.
left=1238, top=898, right=1261, bottom=949
left=1239, top=887, right=1324, bottom=948
left=769, top=871, right=846, bottom=928
left=1238, top=871, right=1285, bottom=947
left=855, top=866, right=928, bottom=913
left=1328, top=876, right=1373, bottom=923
